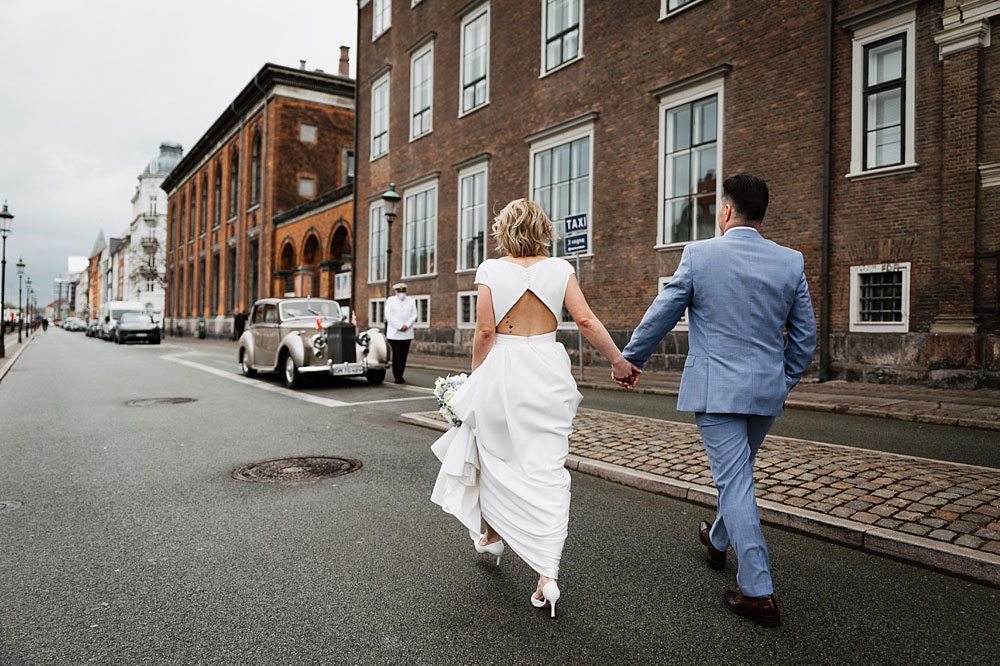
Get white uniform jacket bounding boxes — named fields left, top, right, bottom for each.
left=385, top=295, right=418, bottom=340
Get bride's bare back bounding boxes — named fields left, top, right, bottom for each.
left=494, top=257, right=558, bottom=337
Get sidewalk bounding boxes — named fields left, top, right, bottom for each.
left=402, top=407, right=1000, bottom=586
left=406, top=352, right=1000, bottom=431
left=0, top=331, right=36, bottom=383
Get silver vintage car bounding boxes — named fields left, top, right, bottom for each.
left=238, top=298, right=389, bottom=388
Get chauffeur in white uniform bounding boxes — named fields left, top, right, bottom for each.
left=384, top=282, right=418, bottom=384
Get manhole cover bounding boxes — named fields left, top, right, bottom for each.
left=231, top=457, right=362, bottom=483
left=125, top=397, right=197, bottom=407
left=0, top=500, right=23, bottom=514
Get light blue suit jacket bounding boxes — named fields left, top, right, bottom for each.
left=623, top=227, right=816, bottom=416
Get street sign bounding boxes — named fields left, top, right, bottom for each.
left=564, top=234, right=589, bottom=254
left=564, top=214, right=588, bottom=233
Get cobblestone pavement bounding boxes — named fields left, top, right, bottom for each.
left=412, top=408, right=1000, bottom=561
left=407, top=352, right=1000, bottom=430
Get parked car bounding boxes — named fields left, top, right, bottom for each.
left=86, top=320, right=101, bottom=337
left=238, top=298, right=388, bottom=388
left=62, top=317, right=86, bottom=331
left=116, top=313, right=160, bottom=344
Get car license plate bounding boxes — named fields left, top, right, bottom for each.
left=135, top=333, right=147, bottom=337
left=332, top=363, right=364, bottom=376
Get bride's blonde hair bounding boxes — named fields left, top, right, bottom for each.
left=492, top=199, right=553, bottom=257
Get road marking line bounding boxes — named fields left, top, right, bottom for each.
left=160, top=354, right=435, bottom=408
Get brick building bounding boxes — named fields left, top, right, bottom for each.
left=354, top=0, right=999, bottom=388
left=162, top=60, right=356, bottom=337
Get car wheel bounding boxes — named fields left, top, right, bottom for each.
left=151, top=336, right=160, bottom=345
left=239, top=350, right=257, bottom=377
left=366, top=368, right=386, bottom=385
left=283, top=353, right=301, bottom=389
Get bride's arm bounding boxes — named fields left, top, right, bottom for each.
left=564, top=275, right=637, bottom=381
left=471, top=284, right=496, bottom=372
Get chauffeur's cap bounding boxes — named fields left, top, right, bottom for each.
left=392, top=283, right=407, bottom=292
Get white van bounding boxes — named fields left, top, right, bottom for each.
left=99, top=301, right=146, bottom=341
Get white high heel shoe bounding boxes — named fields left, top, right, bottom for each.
left=530, top=581, right=561, bottom=618
left=474, top=535, right=504, bottom=566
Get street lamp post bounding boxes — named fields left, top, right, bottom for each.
left=16, top=257, right=24, bottom=343
left=380, top=183, right=401, bottom=331
left=25, top=277, right=31, bottom=336
left=0, top=202, right=14, bottom=359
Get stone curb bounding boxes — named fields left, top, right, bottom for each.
left=400, top=411, right=1000, bottom=587
left=0, top=335, right=36, bottom=384
left=408, top=362, right=1000, bottom=432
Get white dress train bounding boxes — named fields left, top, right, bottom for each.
left=430, top=258, right=582, bottom=579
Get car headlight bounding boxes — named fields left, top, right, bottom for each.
left=311, top=333, right=326, bottom=352
left=356, top=331, right=371, bottom=347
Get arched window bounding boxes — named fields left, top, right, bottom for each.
left=181, top=193, right=188, bottom=240
left=229, top=148, right=239, bottom=218
left=188, top=186, right=195, bottom=238
left=200, top=174, right=207, bottom=233
left=280, top=242, right=295, bottom=294
left=213, top=162, right=222, bottom=228
left=250, top=132, right=262, bottom=206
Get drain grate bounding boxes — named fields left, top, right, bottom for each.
left=231, top=456, right=362, bottom=483
left=0, top=500, right=23, bottom=514
left=126, top=397, right=197, bottom=407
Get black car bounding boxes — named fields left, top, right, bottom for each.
left=116, top=313, right=160, bottom=344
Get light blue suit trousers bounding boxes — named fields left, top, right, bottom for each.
left=623, top=227, right=816, bottom=598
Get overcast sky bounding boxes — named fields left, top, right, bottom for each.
left=0, top=0, right=357, bottom=307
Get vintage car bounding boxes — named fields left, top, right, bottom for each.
left=238, top=298, right=389, bottom=388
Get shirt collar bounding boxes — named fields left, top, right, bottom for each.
left=724, top=225, right=761, bottom=236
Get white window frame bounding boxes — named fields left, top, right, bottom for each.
left=368, top=202, right=387, bottom=283
left=528, top=121, right=594, bottom=258
left=372, top=0, right=391, bottom=41
left=457, top=291, right=478, bottom=328
left=402, top=179, right=438, bottom=279
left=413, top=295, right=431, bottom=328
left=411, top=0, right=423, bottom=6
left=298, top=177, right=316, bottom=198
left=371, top=72, right=390, bottom=160
left=657, top=276, right=688, bottom=331
left=456, top=160, right=489, bottom=273
left=655, top=73, right=725, bottom=249
left=540, top=0, right=584, bottom=78
left=299, top=124, right=317, bottom=143
left=849, top=262, right=910, bottom=333
left=409, top=41, right=434, bottom=141
left=459, top=3, right=491, bottom=117
left=368, top=298, right=386, bottom=326
left=659, top=0, right=708, bottom=21
left=847, top=10, right=917, bottom=180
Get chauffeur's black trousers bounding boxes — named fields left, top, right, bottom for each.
left=389, top=339, right=411, bottom=382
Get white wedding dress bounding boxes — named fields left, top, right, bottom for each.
left=431, top=257, right=583, bottom=578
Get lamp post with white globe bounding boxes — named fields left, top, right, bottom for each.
left=0, top=202, right=14, bottom=358
left=16, top=257, right=24, bottom=343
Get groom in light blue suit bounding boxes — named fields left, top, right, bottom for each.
left=621, top=175, right=816, bottom=627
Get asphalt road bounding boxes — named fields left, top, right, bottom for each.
left=0, top=330, right=997, bottom=665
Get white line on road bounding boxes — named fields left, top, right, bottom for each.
left=161, top=354, right=435, bottom=408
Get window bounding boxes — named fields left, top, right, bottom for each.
left=213, top=163, right=222, bottom=228
left=403, top=182, right=437, bottom=277
left=168, top=268, right=175, bottom=315
left=558, top=305, right=576, bottom=329
left=457, top=163, right=487, bottom=271
left=299, top=177, right=316, bottom=198
left=369, top=298, right=386, bottom=326
left=248, top=241, right=259, bottom=303
left=530, top=128, right=591, bottom=257
left=848, top=12, right=916, bottom=177
left=198, top=258, right=206, bottom=312
left=229, top=149, right=239, bottom=218
left=660, top=0, right=704, bottom=19
left=657, top=276, right=688, bottom=331
left=343, top=148, right=355, bottom=185
left=660, top=95, right=719, bottom=245
left=849, top=262, right=910, bottom=333
left=542, top=0, right=582, bottom=74
left=211, top=253, right=220, bottom=313
left=188, top=188, right=196, bottom=238
left=371, top=74, right=390, bottom=159
left=250, top=132, right=262, bottom=206
left=460, top=4, right=489, bottom=115
left=300, top=124, right=317, bottom=143
left=410, top=42, right=433, bottom=140
left=369, top=202, right=387, bottom=282
left=458, top=291, right=477, bottom=328
left=149, top=195, right=157, bottom=216
left=373, top=0, right=391, bottom=40
left=413, top=295, right=430, bottom=328
left=227, top=247, right=237, bottom=313
left=200, top=175, right=207, bottom=234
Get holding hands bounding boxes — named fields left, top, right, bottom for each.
left=611, top=355, right=641, bottom=390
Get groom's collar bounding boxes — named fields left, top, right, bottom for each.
left=724, top=225, right=761, bottom=237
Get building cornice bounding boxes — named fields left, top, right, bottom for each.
left=399, top=171, right=441, bottom=191
left=840, top=0, right=919, bottom=31
left=406, top=31, right=437, bottom=54
left=453, top=152, right=491, bottom=171
left=455, top=0, right=489, bottom=19
left=649, top=63, right=732, bottom=100
left=367, top=64, right=392, bottom=83
left=161, top=63, right=355, bottom=193
left=524, top=111, right=599, bottom=144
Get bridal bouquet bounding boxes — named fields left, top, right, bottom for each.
left=434, top=373, right=468, bottom=428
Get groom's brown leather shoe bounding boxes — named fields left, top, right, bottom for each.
left=724, top=590, right=780, bottom=627
left=699, top=521, right=726, bottom=569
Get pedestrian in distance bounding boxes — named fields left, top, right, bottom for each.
left=620, top=174, right=817, bottom=628
left=384, top=283, right=417, bottom=384
left=233, top=309, right=246, bottom=341
left=430, top=199, right=638, bottom=617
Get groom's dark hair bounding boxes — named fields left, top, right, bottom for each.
left=722, top=174, right=769, bottom=223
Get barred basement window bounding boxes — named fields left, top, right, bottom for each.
left=413, top=295, right=430, bottom=328
left=849, top=262, right=910, bottom=333
left=369, top=298, right=385, bottom=326
left=458, top=291, right=477, bottom=328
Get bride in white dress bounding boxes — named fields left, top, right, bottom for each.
left=431, top=199, right=639, bottom=617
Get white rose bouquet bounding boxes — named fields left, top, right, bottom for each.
left=434, top=373, right=468, bottom=428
